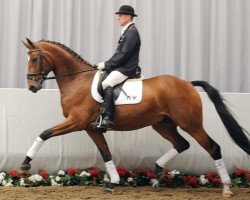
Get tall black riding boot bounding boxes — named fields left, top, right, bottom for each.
left=100, top=86, right=115, bottom=129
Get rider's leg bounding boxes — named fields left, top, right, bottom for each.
left=100, top=71, right=128, bottom=129
left=102, top=71, right=128, bottom=89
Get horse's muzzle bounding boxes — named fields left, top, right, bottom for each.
left=29, top=82, right=42, bottom=93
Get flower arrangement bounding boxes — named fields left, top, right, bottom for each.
left=231, top=168, right=250, bottom=188
left=0, top=167, right=249, bottom=188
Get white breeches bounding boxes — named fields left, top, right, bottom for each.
left=102, top=71, right=128, bottom=89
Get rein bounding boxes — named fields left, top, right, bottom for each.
left=45, top=68, right=97, bottom=80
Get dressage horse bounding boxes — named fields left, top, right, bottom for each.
left=21, top=38, right=250, bottom=197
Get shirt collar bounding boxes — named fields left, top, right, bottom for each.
left=121, top=22, right=134, bottom=36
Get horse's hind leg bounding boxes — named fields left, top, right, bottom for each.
left=20, top=116, right=79, bottom=171
left=87, top=130, right=119, bottom=193
left=152, top=118, right=190, bottom=174
left=183, top=126, right=233, bottom=197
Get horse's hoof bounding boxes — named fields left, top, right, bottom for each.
left=20, top=163, right=31, bottom=171
left=104, top=182, right=116, bottom=193
left=104, top=187, right=114, bottom=193
left=222, top=191, right=234, bottom=198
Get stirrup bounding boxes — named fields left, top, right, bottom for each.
left=98, top=116, right=114, bottom=130
left=91, top=116, right=114, bottom=132
left=100, top=116, right=115, bottom=130
left=90, top=116, right=106, bottom=132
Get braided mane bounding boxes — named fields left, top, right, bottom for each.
left=39, top=39, right=94, bottom=67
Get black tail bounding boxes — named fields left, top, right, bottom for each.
left=192, top=80, right=250, bottom=155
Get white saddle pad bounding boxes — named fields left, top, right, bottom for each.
left=91, top=71, right=143, bottom=105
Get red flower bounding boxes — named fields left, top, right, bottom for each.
left=7, top=170, right=19, bottom=178
left=130, top=172, right=136, bottom=178
left=212, top=177, right=222, bottom=186
left=184, top=175, right=199, bottom=187
left=118, top=171, right=126, bottom=177
left=137, top=168, right=146, bottom=173
left=145, top=170, right=156, bottom=179
left=205, top=172, right=219, bottom=181
left=88, top=168, right=100, bottom=176
left=235, top=168, right=246, bottom=176
left=37, top=168, right=49, bottom=179
left=38, top=168, right=43, bottom=173
left=41, top=171, right=49, bottom=179
left=116, top=167, right=130, bottom=178
left=67, top=168, right=77, bottom=175
left=164, top=168, right=170, bottom=174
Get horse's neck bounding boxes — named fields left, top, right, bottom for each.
left=53, top=59, right=95, bottom=94
left=42, top=43, right=95, bottom=96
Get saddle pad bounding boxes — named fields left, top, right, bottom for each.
left=91, top=71, right=143, bottom=105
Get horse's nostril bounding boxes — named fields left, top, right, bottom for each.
left=29, top=85, right=35, bottom=91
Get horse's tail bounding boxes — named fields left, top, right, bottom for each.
left=191, top=80, right=250, bottom=155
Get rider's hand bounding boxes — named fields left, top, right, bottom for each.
left=97, top=62, right=105, bottom=70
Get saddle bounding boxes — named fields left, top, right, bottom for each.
left=91, top=71, right=143, bottom=105
left=97, top=71, right=141, bottom=100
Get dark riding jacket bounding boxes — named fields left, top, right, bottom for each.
left=105, top=23, right=141, bottom=77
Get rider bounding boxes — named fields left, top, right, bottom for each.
left=97, top=5, right=141, bottom=130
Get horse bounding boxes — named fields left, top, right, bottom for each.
left=21, top=38, right=250, bottom=197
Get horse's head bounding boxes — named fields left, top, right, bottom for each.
left=23, top=38, right=54, bottom=93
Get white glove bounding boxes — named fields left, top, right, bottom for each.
left=97, top=62, right=105, bottom=70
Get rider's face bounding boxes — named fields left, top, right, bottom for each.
left=118, top=14, right=132, bottom=27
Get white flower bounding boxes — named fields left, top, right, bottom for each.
left=103, top=174, right=110, bottom=182
left=168, top=170, right=180, bottom=177
left=127, top=177, right=133, bottom=182
left=0, top=172, right=6, bottom=184
left=51, top=179, right=57, bottom=186
left=51, top=179, right=61, bottom=186
left=2, top=180, right=7, bottom=186
left=199, top=175, right=209, bottom=185
left=20, top=178, right=27, bottom=187
left=35, top=174, right=43, bottom=182
left=2, top=179, right=13, bottom=187
left=0, top=172, right=6, bottom=181
left=80, top=171, right=87, bottom=176
left=5, top=182, right=13, bottom=187
left=150, top=179, right=159, bottom=187
left=55, top=176, right=61, bottom=182
left=57, top=170, right=65, bottom=175
left=86, top=173, right=90, bottom=177
left=28, top=175, right=36, bottom=182
left=28, top=174, right=42, bottom=182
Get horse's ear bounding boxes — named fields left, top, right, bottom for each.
left=26, top=38, right=36, bottom=49
left=22, top=40, right=31, bottom=49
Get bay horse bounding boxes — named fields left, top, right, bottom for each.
left=21, top=38, right=250, bottom=197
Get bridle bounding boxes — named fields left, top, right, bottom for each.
left=27, top=49, right=51, bottom=82
left=26, top=48, right=97, bottom=83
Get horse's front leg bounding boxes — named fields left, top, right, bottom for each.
left=87, top=130, right=120, bottom=193
left=20, top=116, right=80, bottom=171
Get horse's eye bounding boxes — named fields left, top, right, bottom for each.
left=32, top=57, right=38, bottom=62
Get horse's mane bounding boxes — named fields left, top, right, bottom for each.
left=39, top=39, right=94, bottom=67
